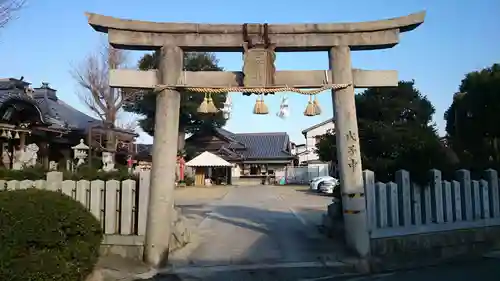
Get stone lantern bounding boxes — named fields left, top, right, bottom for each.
left=72, top=139, right=89, bottom=168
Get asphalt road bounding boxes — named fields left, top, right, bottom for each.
left=146, top=258, right=500, bottom=281
left=339, top=258, right=500, bottom=281
left=154, top=186, right=500, bottom=281
left=170, top=185, right=341, bottom=267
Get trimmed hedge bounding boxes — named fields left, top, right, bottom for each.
left=0, top=189, right=103, bottom=281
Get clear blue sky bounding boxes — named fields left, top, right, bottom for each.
left=1, top=0, right=499, bottom=144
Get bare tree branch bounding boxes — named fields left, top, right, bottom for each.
left=71, top=44, right=137, bottom=151
left=116, top=111, right=139, bottom=131
left=71, top=44, right=129, bottom=125
left=0, top=0, right=25, bottom=29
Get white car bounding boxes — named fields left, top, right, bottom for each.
left=309, top=176, right=336, bottom=191
left=318, top=179, right=340, bottom=194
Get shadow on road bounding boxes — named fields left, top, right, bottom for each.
left=293, top=188, right=335, bottom=198
left=158, top=201, right=354, bottom=280
left=130, top=185, right=500, bottom=280
left=133, top=258, right=500, bottom=281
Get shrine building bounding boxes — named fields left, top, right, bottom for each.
left=0, top=77, right=137, bottom=170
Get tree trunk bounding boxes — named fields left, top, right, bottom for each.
left=177, top=130, right=186, bottom=152
left=106, top=130, right=115, bottom=151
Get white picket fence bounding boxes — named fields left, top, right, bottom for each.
left=365, top=169, right=500, bottom=238
left=0, top=170, right=151, bottom=236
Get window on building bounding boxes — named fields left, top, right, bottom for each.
left=250, top=165, right=260, bottom=175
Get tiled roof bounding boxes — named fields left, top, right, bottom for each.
left=33, top=94, right=99, bottom=131
left=0, top=78, right=30, bottom=90
left=181, top=127, right=295, bottom=161
left=31, top=83, right=104, bottom=131
left=0, top=79, right=137, bottom=136
left=117, top=128, right=295, bottom=161
left=214, top=128, right=245, bottom=149
left=231, top=132, right=293, bottom=159
left=0, top=88, right=47, bottom=124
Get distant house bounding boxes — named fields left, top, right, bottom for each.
left=185, top=127, right=296, bottom=184
left=300, top=118, right=335, bottom=165
left=291, top=143, right=308, bottom=165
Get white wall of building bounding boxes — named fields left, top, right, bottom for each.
left=302, top=120, right=335, bottom=163
left=293, top=145, right=308, bottom=164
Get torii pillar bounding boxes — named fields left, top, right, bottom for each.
left=330, top=46, right=369, bottom=257
left=143, top=46, right=183, bottom=266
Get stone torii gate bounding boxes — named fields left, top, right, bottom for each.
left=86, top=11, right=425, bottom=266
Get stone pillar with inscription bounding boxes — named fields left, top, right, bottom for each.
left=143, top=46, right=183, bottom=267
left=329, top=46, right=370, bottom=258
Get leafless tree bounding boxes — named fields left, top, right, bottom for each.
left=116, top=111, right=138, bottom=131
left=71, top=44, right=135, bottom=151
left=0, top=0, right=25, bottom=28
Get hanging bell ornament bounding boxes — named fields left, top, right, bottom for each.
left=1, top=130, right=6, bottom=138
left=14, top=131, right=19, bottom=139
left=6, top=130, right=12, bottom=139
left=197, top=93, right=209, bottom=114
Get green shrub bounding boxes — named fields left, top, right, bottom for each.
left=184, top=176, right=195, bottom=186
left=0, top=165, right=137, bottom=181
left=0, top=189, right=103, bottom=281
left=0, top=164, right=47, bottom=180
left=63, top=165, right=137, bottom=181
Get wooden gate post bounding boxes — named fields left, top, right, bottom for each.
left=144, top=46, right=183, bottom=267
left=329, top=46, right=370, bottom=258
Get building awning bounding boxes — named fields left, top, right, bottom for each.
left=186, top=151, right=233, bottom=167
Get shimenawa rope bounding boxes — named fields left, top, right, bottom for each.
left=154, top=83, right=351, bottom=95
left=153, top=82, right=351, bottom=116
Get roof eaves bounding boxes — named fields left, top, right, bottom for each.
left=244, top=155, right=295, bottom=160
left=218, top=146, right=244, bottom=160
left=218, top=130, right=246, bottom=148
left=301, top=118, right=335, bottom=135
left=0, top=94, right=49, bottom=125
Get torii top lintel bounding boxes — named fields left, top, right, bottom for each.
left=85, top=11, right=425, bottom=52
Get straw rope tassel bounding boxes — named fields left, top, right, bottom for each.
left=252, top=96, right=260, bottom=114
left=260, top=94, right=269, bottom=114
left=253, top=94, right=269, bottom=115
left=313, top=95, right=322, bottom=115
left=304, top=95, right=316, bottom=116
left=206, top=93, right=219, bottom=113
left=197, top=93, right=209, bottom=113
